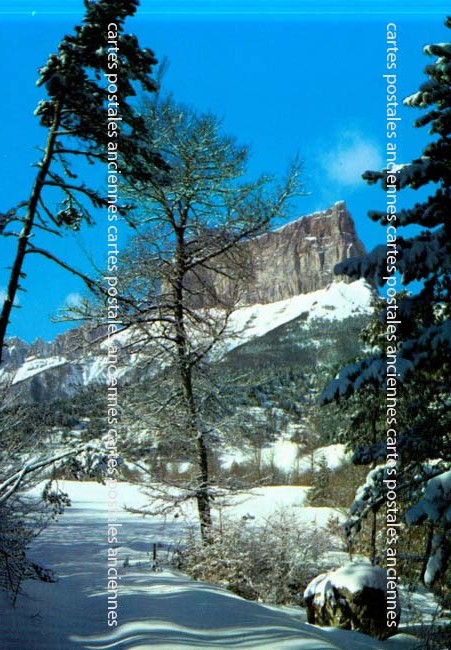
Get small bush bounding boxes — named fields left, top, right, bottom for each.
left=307, top=462, right=368, bottom=508
left=176, top=509, right=332, bottom=605
left=0, top=484, right=69, bottom=604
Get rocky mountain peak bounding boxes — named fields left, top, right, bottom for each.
left=189, top=201, right=366, bottom=307
left=247, top=200, right=365, bottom=304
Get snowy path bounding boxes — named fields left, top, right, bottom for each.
left=1, top=482, right=419, bottom=649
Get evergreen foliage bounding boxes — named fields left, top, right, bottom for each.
left=322, top=19, right=451, bottom=587
left=0, top=0, right=165, bottom=363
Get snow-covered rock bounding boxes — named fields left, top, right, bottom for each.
left=304, top=562, right=400, bottom=640
left=12, top=355, right=68, bottom=384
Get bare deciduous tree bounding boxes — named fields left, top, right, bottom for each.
left=109, top=96, right=304, bottom=541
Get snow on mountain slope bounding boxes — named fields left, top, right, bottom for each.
left=262, top=442, right=350, bottom=475
left=2, top=279, right=374, bottom=394
left=221, top=278, right=374, bottom=353
left=0, top=481, right=423, bottom=649
left=12, top=355, right=67, bottom=384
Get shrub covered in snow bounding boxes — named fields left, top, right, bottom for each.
left=176, top=509, right=331, bottom=604
left=52, top=437, right=122, bottom=482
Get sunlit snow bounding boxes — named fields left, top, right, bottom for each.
left=12, top=355, right=67, bottom=384
left=0, top=481, right=429, bottom=649
left=221, top=279, right=374, bottom=354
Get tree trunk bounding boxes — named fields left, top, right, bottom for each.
left=195, top=431, right=212, bottom=542
left=0, top=103, right=61, bottom=364
left=370, top=509, right=377, bottom=565
left=370, top=408, right=377, bottom=564
left=173, top=225, right=212, bottom=543
left=420, top=523, right=434, bottom=585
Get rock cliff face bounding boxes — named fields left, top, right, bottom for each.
left=189, top=201, right=366, bottom=307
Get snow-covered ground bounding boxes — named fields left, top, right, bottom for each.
left=0, top=481, right=433, bottom=649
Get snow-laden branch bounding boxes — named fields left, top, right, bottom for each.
left=0, top=444, right=94, bottom=505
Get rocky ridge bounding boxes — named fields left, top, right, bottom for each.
left=188, top=201, right=366, bottom=307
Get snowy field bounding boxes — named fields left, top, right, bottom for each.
left=0, top=481, right=433, bottom=649
left=221, top=442, right=351, bottom=476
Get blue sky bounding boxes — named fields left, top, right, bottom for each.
left=1, top=1, right=450, bottom=342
